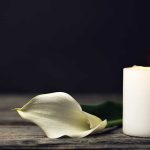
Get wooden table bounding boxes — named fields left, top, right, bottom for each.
left=0, top=94, right=150, bottom=149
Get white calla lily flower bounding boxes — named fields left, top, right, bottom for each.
left=15, top=92, right=107, bottom=138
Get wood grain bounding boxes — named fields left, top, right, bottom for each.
left=0, top=94, right=150, bottom=149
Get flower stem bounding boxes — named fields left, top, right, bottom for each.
left=107, top=119, right=122, bottom=128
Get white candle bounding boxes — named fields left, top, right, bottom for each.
left=123, top=66, right=150, bottom=137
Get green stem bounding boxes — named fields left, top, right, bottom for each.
left=107, top=119, right=122, bottom=128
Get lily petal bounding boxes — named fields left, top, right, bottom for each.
left=16, top=92, right=107, bottom=138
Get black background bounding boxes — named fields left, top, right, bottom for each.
left=0, top=0, right=150, bottom=93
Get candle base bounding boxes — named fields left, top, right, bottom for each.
left=123, top=129, right=150, bottom=137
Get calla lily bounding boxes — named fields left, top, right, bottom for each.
left=15, top=92, right=107, bottom=138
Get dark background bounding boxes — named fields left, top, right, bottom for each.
left=0, top=0, right=150, bottom=94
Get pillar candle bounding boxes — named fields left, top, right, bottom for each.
left=123, top=66, right=150, bottom=137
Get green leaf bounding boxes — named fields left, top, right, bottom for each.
left=81, top=101, right=122, bottom=128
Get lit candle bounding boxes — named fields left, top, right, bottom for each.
left=123, top=66, right=150, bottom=137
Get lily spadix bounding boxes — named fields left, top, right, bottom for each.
left=15, top=92, right=107, bottom=138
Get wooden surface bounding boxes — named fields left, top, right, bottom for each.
left=0, top=94, right=150, bottom=149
